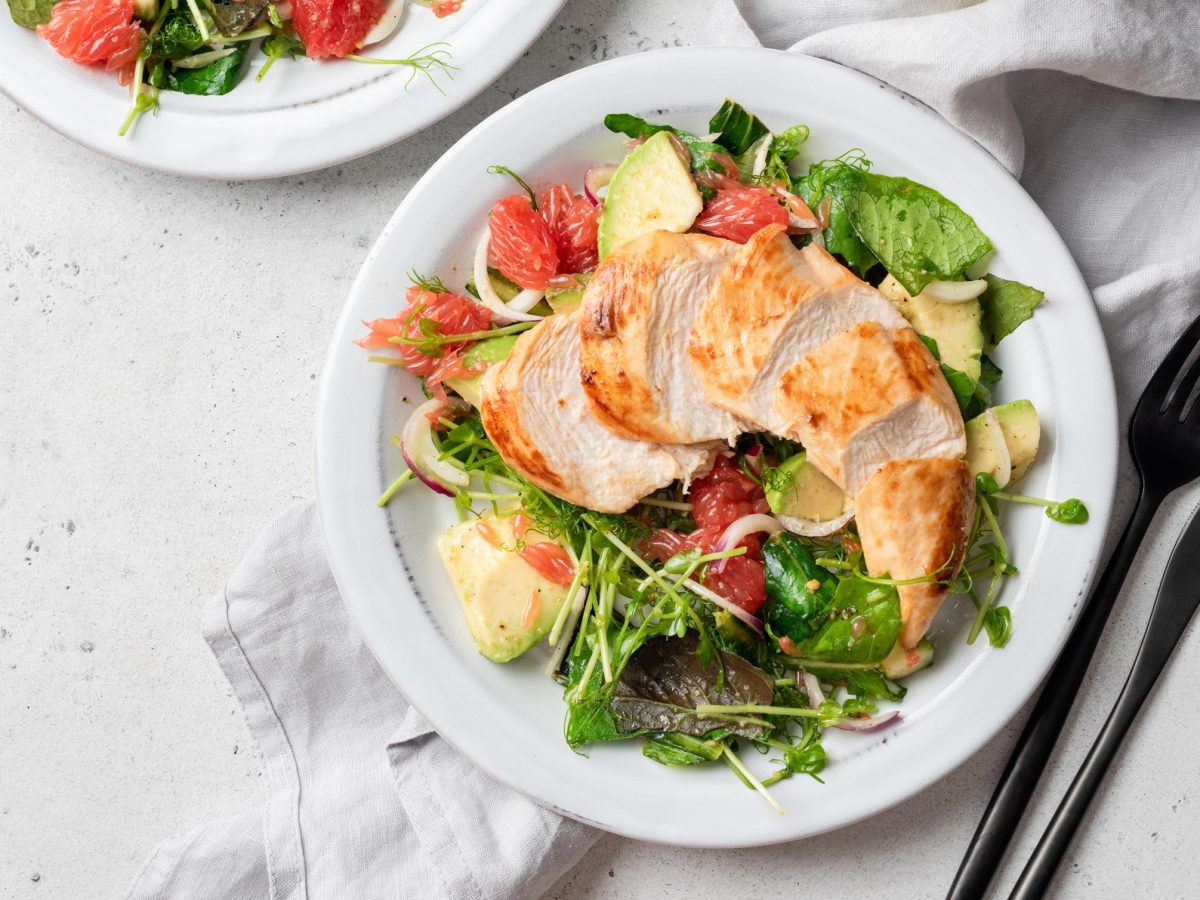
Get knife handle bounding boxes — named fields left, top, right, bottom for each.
left=1011, top=514, right=1200, bottom=899
left=946, top=485, right=1164, bottom=900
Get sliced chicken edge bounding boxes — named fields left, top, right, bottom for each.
left=580, top=231, right=745, bottom=446
left=479, top=312, right=718, bottom=515
left=854, top=457, right=976, bottom=649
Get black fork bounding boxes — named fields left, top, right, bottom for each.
left=947, top=311, right=1200, bottom=900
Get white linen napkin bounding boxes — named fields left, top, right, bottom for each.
left=130, top=2, right=1200, bottom=897
left=126, top=503, right=596, bottom=900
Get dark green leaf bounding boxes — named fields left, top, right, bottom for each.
left=154, top=10, right=206, bottom=58
left=763, top=533, right=838, bottom=644
left=839, top=173, right=993, bottom=296
left=165, top=43, right=248, bottom=96
left=980, top=275, right=1044, bottom=345
left=603, top=113, right=727, bottom=174
left=642, top=733, right=724, bottom=766
left=262, top=31, right=305, bottom=59
left=1047, top=499, right=1089, bottom=524
left=708, top=99, right=770, bottom=156
left=7, top=0, right=56, bottom=28
left=793, top=576, right=903, bottom=665
left=609, top=635, right=774, bottom=740
left=941, top=362, right=976, bottom=414
left=209, top=0, right=267, bottom=34
left=794, top=164, right=878, bottom=276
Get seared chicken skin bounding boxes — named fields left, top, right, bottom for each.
left=579, top=231, right=743, bottom=445
left=689, top=224, right=909, bottom=440
left=773, top=320, right=966, bottom=496
left=479, top=312, right=717, bottom=514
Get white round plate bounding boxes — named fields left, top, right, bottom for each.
left=316, top=48, right=1118, bottom=846
left=0, top=0, right=564, bottom=179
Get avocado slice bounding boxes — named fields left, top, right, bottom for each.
left=965, top=408, right=1013, bottom=488
left=880, top=274, right=985, bottom=385
left=765, top=452, right=851, bottom=523
left=880, top=638, right=934, bottom=679
left=435, top=516, right=571, bottom=663
left=444, top=333, right=520, bottom=408
left=992, top=399, right=1040, bottom=482
left=597, top=131, right=703, bottom=259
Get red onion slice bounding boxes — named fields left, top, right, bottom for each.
left=400, top=398, right=470, bottom=496
left=473, top=229, right=544, bottom=323
left=584, top=164, right=617, bottom=205
left=772, top=183, right=820, bottom=231
left=681, top=577, right=762, bottom=633
left=834, top=710, right=901, bottom=733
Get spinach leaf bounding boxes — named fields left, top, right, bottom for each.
left=838, top=172, right=993, bottom=296
left=209, top=0, right=267, bottom=34
left=793, top=576, right=903, bottom=665
left=795, top=163, right=878, bottom=276
left=7, top=0, right=56, bottom=28
left=763, top=533, right=838, bottom=643
left=603, top=113, right=726, bottom=174
left=609, top=635, right=774, bottom=740
left=166, top=43, right=248, bottom=96
left=642, top=733, right=723, bottom=766
left=708, top=99, right=770, bottom=156
left=980, top=275, right=1044, bottom=345
left=154, top=11, right=205, bottom=58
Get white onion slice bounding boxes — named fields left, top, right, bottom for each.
left=776, top=508, right=855, bottom=538
left=472, top=229, right=544, bottom=324
left=400, top=398, right=470, bottom=496
left=920, top=279, right=988, bottom=303
left=584, top=164, right=617, bottom=205
left=710, top=513, right=783, bottom=575
left=714, top=513, right=783, bottom=553
left=682, top=577, right=762, bottom=633
left=359, top=0, right=407, bottom=47
left=834, top=710, right=901, bottom=733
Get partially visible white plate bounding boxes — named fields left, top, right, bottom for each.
left=316, top=48, right=1118, bottom=846
left=0, top=0, right=564, bottom=179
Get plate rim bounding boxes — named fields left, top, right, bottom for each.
left=315, top=46, right=1119, bottom=847
left=0, top=0, right=566, bottom=180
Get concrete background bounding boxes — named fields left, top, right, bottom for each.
left=2, top=2, right=1199, bottom=898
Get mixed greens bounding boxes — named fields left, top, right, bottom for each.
left=11, top=0, right=459, bottom=136
left=361, top=99, right=1088, bottom=812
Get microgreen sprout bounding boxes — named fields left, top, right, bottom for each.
left=345, top=42, right=457, bottom=93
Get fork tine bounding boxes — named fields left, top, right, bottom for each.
left=1143, top=311, right=1200, bottom=409
left=1168, top=343, right=1200, bottom=418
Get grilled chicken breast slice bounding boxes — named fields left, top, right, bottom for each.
left=689, top=224, right=908, bottom=436
left=479, top=312, right=717, bottom=514
left=579, top=231, right=744, bottom=445
left=773, top=320, right=966, bottom=496
left=855, top=458, right=975, bottom=648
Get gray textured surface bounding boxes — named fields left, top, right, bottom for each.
left=2, top=1, right=1199, bottom=898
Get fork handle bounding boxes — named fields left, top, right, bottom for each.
left=1010, top=567, right=1191, bottom=900
left=946, top=484, right=1165, bottom=900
